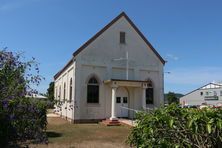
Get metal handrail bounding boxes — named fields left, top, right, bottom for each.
left=120, top=106, right=140, bottom=113
left=120, top=106, right=155, bottom=113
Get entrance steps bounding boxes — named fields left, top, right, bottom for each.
left=101, top=118, right=136, bottom=126
left=101, top=119, right=121, bottom=126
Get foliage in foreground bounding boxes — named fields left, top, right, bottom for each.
left=46, top=81, right=55, bottom=108
left=128, top=104, right=222, bottom=148
left=0, top=49, right=47, bottom=146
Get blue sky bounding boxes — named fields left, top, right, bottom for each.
left=0, top=0, right=222, bottom=94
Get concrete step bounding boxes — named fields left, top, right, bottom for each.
left=101, top=119, right=121, bottom=126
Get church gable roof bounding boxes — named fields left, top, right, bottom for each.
left=54, top=58, right=73, bottom=79
left=73, top=12, right=165, bottom=64
left=54, top=12, right=165, bottom=80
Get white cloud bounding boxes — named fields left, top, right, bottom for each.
left=166, top=53, right=179, bottom=61
left=165, top=66, right=222, bottom=85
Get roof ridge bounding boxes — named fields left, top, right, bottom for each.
left=55, top=12, right=165, bottom=80
left=72, top=11, right=126, bottom=57
left=72, top=12, right=165, bottom=64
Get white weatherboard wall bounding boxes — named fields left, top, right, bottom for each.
left=54, top=61, right=75, bottom=121
left=54, top=13, right=164, bottom=122
left=73, top=16, right=164, bottom=120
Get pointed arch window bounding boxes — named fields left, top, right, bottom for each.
left=69, top=78, right=73, bottom=102
left=55, top=87, right=57, bottom=100
left=59, top=86, right=61, bottom=101
left=63, top=83, right=66, bottom=101
left=87, top=77, right=99, bottom=103
left=146, top=80, right=154, bottom=104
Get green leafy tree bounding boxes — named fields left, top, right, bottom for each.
left=128, top=104, right=222, bottom=147
left=47, top=82, right=54, bottom=102
left=0, top=49, right=47, bottom=146
left=167, top=91, right=179, bottom=104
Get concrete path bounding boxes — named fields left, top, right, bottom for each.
left=119, top=118, right=136, bottom=127
left=47, top=113, right=60, bottom=118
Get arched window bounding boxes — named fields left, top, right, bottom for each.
left=146, top=80, right=154, bottom=104
left=55, top=87, right=57, bottom=100
left=59, top=86, right=61, bottom=101
left=69, top=78, right=72, bottom=101
left=87, top=77, right=99, bottom=103
left=64, top=83, right=66, bottom=101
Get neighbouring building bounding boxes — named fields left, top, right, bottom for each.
left=54, top=12, right=165, bottom=123
left=180, top=82, right=222, bottom=106
left=26, top=93, right=47, bottom=99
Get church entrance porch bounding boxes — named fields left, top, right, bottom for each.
left=104, top=79, right=149, bottom=121
left=116, top=87, right=129, bottom=118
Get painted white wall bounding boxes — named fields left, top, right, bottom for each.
left=180, top=84, right=222, bottom=106
left=54, top=61, right=75, bottom=120
left=55, top=16, right=164, bottom=121
left=73, top=16, right=164, bottom=120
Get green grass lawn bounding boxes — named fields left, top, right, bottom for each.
left=31, top=117, right=131, bottom=148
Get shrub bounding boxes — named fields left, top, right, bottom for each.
left=0, top=49, right=47, bottom=146
left=10, top=97, right=47, bottom=143
left=128, top=104, right=222, bottom=148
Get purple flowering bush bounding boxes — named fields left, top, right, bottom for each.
left=0, top=49, right=47, bottom=146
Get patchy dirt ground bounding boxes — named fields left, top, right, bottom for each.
left=30, top=117, right=131, bottom=148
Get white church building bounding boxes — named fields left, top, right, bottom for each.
left=54, top=12, right=165, bottom=123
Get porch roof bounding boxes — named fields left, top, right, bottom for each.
left=104, top=79, right=148, bottom=88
